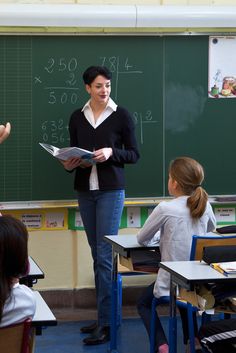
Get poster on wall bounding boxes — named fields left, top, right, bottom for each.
left=209, top=36, right=236, bottom=98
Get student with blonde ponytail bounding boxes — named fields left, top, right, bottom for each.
left=136, top=157, right=216, bottom=353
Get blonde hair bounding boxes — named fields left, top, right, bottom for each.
left=169, top=156, right=208, bottom=219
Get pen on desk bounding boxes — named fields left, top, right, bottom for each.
left=210, top=263, right=225, bottom=275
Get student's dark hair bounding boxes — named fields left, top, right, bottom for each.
left=169, top=156, right=208, bottom=219
left=82, top=66, right=112, bottom=85
left=0, top=215, right=29, bottom=321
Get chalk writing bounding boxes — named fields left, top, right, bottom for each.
left=41, top=119, right=69, bottom=144
left=133, top=110, right=158, bottom=144
left=44, top=57, right=79, bottom=74
left=99, top=56, right=142, bottom=100
left=34, top=57, right=80, bottom=105
left=46, top=90, right=79, bottom=105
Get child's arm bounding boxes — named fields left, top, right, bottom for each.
left=206, top=203, right=217, bottom=232
left=137, top=204, right=165, bottom=245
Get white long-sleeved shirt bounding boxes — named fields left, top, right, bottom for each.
left=82, top=98, right=117, bottom=190
left=0, top=283, right=36, bottom=327
left=137, top=196, right=216, bottom=297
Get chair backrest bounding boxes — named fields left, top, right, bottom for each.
left=0, top=318, right=32, bottom=353
left=190, top=234, right=236, bottom=261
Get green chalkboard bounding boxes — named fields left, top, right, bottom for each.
left=0, top=35, right=235, bottom=201
left=164, top=36, right=236, bottom=196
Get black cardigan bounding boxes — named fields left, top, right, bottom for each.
left=69, top=106, right=140, bottom=191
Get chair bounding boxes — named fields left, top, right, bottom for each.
left=150, top=234, right=236, bottom=353
left=117, top=249, right=160, bottom=326
left=190, top=234, right=236, bottom=262
left=0, top=318, right=33, bottom=353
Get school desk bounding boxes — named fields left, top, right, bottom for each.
left=159, top=260, right=236, bottom=353
left=20, top=257, right=45, bottom=287
left=32, top=290, right=57, bottom=335
left=104, top=234, right=159, bottom=353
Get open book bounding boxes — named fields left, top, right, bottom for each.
left=211, top=261, right=236, bottom=276
left=39, top=143, right=94, bottom=162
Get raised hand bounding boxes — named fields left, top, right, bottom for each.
left=0, top=122, right=11, bottom=144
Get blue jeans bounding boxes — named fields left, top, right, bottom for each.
left=78, top=189, right=125, bottom=326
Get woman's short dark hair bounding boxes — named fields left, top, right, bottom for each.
left=0, top=215, right=29, bottom=321
left=83, top=66, right=112, bottom=85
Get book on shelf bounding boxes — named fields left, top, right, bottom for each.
left=39, top=143, right=94, bottom=162
left=211, top=261, right=236, bottom=276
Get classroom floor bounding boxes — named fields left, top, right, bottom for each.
left=35, top=318, right=185, bottom=353
left=35, top=307, right=236, bottom=353
left=34, top=308, right=185, bottom=353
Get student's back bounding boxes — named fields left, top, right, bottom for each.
left=1, top=282, right=36, bottom=327
left=0, top=215, right=36, bottom=327
left=154, top=196, right=215, bottom=256
left=138, top=195, right=215, bottom=297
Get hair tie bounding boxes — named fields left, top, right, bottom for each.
left=195, top=184, right=201, bottom=189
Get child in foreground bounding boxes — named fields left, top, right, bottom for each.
left=137, top=156, right=216, bottom=353
left=0, top=215, right=36, bottom=327
left=199, top=318, right=236, bottom=353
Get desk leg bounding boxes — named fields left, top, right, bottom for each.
left=109, top=248, right=118, bottom=353
left=35, top=327, right=42, bottom=335
left=169, top=276, right=177, bottom=353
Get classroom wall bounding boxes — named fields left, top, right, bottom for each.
left=28, top=228, right=155, bottom=291
left=2, top=0, right=236, bottom=293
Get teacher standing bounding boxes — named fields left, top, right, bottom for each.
left=62, top=66, right=140, bottom=345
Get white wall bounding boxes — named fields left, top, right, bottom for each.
left=28, top=228, right=156, bottom=291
